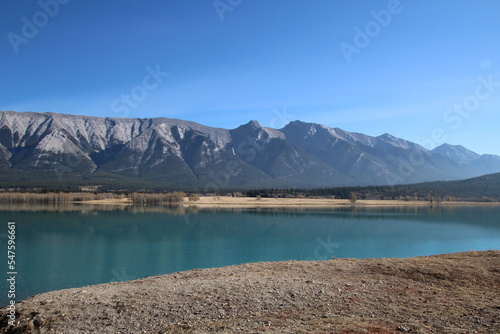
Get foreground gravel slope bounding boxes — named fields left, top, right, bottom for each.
left=1, top=251, right=499, bottom=333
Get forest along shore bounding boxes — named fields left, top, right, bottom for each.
left=1, top=251, right=498, bottom=333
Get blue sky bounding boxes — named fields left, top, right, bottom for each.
left=1, top=0, right=499, bottom=155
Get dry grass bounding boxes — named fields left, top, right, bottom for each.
left=0, top=192, right=185, bottom=205
left=0, top=192, right=119, bottom=204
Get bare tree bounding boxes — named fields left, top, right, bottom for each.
left=349, top=192, right=357, bottom=204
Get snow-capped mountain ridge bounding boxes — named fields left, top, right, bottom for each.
left=0, top=110, right=498, bottom=188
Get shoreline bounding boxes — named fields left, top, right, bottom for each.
left=180, top=196, right=500, bottom=208
left=76, top=196, right=500, bottom=208
left=1, top=196, right=499, bottom=211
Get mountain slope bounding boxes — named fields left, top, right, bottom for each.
left=432, top=143, right=500, bottom=177
left=0, top=110, right=499, bottom=190
left=432, top=144, right=480, bottom=164
left=282, top=122, right=470, bottom=185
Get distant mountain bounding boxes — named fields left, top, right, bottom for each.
left=432, top=144, right=480, bottom=164
left=432, top=143, right=500, bottom=176
left=1, top=110, right=499, bottom=190
left=281, top=122, right=468, bottom=185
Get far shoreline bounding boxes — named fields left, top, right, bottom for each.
left=77, top=196, right=500, bottom=208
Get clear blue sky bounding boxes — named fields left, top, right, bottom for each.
left=1, top=0, right=499, bottom=154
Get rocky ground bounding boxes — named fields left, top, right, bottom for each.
left=1, top=251, right=499, bottom=333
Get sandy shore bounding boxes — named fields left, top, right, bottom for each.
left=183, top=196, right=500, bottom=208
left=2, top=251, right=498, bottom=333
left=72, top=198, right=133, bottom=205
left=74, top=196, right=500, bottom=208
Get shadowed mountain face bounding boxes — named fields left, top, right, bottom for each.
left=0, top=110, right=499, bottom=190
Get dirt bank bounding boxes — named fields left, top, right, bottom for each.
left=1, top=251, right=499, bottom=333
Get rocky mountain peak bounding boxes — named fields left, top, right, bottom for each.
left=432, top=143, right=481, bottom=164
left=0, top=110, right=499, bottom=189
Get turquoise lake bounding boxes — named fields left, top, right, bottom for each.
left=1, top=205, right=499, bottom=306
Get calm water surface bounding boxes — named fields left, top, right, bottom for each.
left=1, top=205, right=499, bottom=306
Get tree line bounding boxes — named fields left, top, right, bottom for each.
left=244, top=173, right=500, bottom=202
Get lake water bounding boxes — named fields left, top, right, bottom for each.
left=1, top=205, right=499, bottom=306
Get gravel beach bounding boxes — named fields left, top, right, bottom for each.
left=1, top=251, right=499, bottom=333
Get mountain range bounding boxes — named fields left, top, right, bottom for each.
left=1, top=110, right=499, bottom=190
